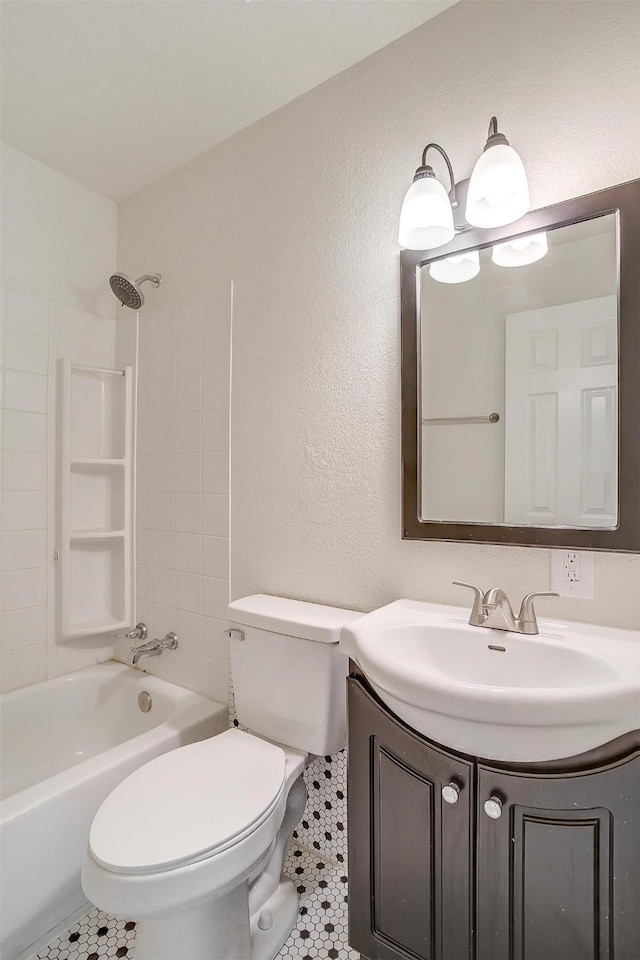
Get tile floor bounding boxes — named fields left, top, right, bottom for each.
left=33, top=844, right=358, bottom=960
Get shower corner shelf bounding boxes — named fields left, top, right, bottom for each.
left=70, top=457, right=126, bottom=466
left=64, top=616, right=129, bottom=639
left=60, top=361, right=134, bottom=638
left=69, top=530, right=126, bottom=540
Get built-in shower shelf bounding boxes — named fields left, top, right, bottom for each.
left=70, top=530, right=126, bottom=540
left=70, top=458, right=126, bottom=467
left=60, top=360, right=133, bottom=639
left=65, top=616, right=128, bottom=639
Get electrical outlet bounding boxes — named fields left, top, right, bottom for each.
left=550, top=550, right=594, bottom=598
left=564, top=552, right=580, bottom=582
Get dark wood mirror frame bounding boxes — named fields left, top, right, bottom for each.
left=401, top=179, right=640, bottom=551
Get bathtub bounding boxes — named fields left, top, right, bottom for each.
left=0, top=661, right=228, bottom=960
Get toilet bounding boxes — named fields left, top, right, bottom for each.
left=81, top=595, right=361, bottom=960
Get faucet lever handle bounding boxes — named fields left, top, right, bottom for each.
left=162, top=632, right=179, bottom=650
left=517, top=591, right=560, bottom=631
left=114, top=622, right=148, bottom=641
left=452, top=581, right=485, bottom=625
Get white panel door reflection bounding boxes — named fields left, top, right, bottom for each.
left=505, top=295, right=617, bottom=527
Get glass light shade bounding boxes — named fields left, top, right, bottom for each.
left=465, top=143, right=530, bottom=228
left=492, top=231, right=548, bottom=267
left=398, top=176, right=455, bottom=250
left=429, top=249, right=480, bottom=284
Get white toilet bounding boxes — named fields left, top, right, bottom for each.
left=81, top=595, right=360, bottom=960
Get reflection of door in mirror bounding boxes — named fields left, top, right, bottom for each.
left=505, top=296, right=617, bottom=527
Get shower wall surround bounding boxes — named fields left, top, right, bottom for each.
left=1, top=145, right=119, bottom=692
left=1, top=290, right=50, bottom=690
left=0, top=291, right=123, bottom=690
left=112, top=286, right=232, bottom=700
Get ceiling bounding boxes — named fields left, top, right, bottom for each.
left=1, top=0, right=457, bottom=201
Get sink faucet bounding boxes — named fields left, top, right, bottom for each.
left=453, top=582, right=559, bottom=635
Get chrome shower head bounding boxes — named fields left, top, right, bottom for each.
left=109, top=272, right=161, bottom=309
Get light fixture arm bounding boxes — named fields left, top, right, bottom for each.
left=482, top=116, right=510, bottom=151
left=417, top=143, right=458, bottom=209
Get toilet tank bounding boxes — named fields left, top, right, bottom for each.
left=228, top=595, right=361, bottom=755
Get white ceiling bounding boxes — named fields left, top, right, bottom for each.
left=1, top=0, right=456, bottom=201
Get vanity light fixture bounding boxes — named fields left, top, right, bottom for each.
left=491, top=231, right=548, bottom=267
left=398, top=143, right=456, bottom=250
left=465, top=117, right=530, bottom=228
left=399, top=117, right=530, bottom=249
left=429, top=249, right=480, bottom=284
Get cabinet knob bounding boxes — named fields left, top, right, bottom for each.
left=484, top=796, right=503, bottom=819
left=442, top=782, right=460, bottom=804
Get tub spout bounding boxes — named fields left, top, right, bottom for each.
left=131, top=632, right=178, bottom=666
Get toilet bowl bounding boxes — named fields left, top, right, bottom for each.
left=82, top=729, right=307, bottom=960
left=82, top=595, right=361, bottom=960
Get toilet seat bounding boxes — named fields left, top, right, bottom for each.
left=89, top=729, right=286, bottom=875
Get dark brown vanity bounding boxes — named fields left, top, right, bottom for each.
left=347, top=667, right=640, bottom=960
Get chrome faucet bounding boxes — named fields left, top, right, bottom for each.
left=113, top=622, right=148, bottom=641
left=453, top=582, right=559, bottom=635
left=130, top=632, right=179, bottom=665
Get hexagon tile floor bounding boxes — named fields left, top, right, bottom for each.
left=32, top=844, right=358, bottom=960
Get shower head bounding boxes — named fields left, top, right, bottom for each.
left=109, top=272, right=161, bottom=309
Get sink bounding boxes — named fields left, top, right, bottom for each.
left=340, top=600, right=640, bottom=762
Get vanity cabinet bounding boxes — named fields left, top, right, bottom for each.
left=347, top=674, right=640, bottom=960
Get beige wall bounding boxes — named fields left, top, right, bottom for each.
left=118, top=1, right=640, bottom=631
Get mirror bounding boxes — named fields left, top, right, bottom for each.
left=420, top=215, right=617, bottom=527
left=401, top=180, right=640, bottom=551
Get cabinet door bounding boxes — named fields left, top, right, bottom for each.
left=476, top=755, right=640, bottom=960
left=347, top=678, right=474, bottom=960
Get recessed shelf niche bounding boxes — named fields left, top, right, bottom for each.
left=67, top=538, right=126, bottom=637
left=60, top=361, right=133, bottom=638
left=69, top=365, right=127, bottom=460
left=69, top=463, right=125, bottom=534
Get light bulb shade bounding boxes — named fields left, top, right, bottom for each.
left=398, top=175, right=455, bottom=250
left=492, top=231, right=548, bottom=267
left=429, top=249, right=480, bottom=284
left=465, top=143, right=530, bottom=228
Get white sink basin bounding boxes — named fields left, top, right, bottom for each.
left=340, top=599, right=640, bottom=762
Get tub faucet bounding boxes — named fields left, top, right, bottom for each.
left=130, top=632, right=179, bottom=665
left=453, top=582, right=558, bottom=635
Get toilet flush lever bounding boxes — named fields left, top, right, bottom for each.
left=225, top=628, right=245, bottom=642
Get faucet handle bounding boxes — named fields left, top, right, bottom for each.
left=114, top=622, right=148, bottom=641
left=517, top=592, right=559, bottom=633
left=162, top=631, right=179, bottom=650
left=452, top=581, right=485, bottom=626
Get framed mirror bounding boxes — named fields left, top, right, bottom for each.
left=401, top=180, right=640, bottom=550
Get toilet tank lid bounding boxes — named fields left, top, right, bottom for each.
left=228, top=594, right=362, bottom=644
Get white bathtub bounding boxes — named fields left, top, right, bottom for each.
left=0, top=661, right=228, bottom=960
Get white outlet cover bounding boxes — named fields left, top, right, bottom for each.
left=550, top=550, right=595, bottom=598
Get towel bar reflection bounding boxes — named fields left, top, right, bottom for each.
left=422, top=412, right=500, bottom=425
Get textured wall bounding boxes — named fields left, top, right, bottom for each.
left=118, top=1, right=640, bottom=630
